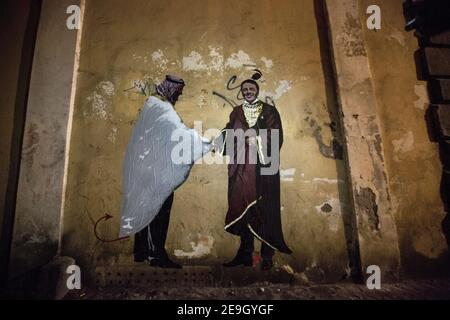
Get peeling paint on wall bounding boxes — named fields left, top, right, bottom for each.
left=337, top=13, right=367, bottom=57
left=86, top=81, right=115, bottom=120
left=414, top=84, right=429, bottom=111
left=355, top=187, right=380, bottom=232
left=99, top=81, right=114, bottom=96
left=260, top=57, right=273, bottom=70
left=280, top=168, right=296, bottom=182
left=151, top=49, right=169, bottom=71
left=225, top=50, right=255, bottom=69
left=134, top=48, right=294, bottom=109
left=260, top=80, right=293, bottom=100
left=300, top=177, right=345, bottom=185
left=174, top=234, right=214, bottom=259
left=392, top=131, right=414, bottom=162
left=208, top=46, right=224, bottom=75
left=108, top=127, right=117, bottom=144
left=179, top=49, right=273, bottom=77
left=181, top=47, right=225, bottom=76
left=182, top=51, right=208, bottom=72
left=132, top=53, right=149, bottom=64
left=197, top=89, right=208, bottom=109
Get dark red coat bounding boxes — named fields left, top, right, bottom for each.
left=222, top=102, right=292, bottom=254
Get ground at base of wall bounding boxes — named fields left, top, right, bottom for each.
left=65, top=278, right=450, bottom=300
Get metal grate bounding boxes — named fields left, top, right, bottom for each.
left=95, top=266, right=215, bottom=287
left=94, top=265, right=293, bottom=288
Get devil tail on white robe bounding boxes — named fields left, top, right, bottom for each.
left=119, top=95, right=211, bottom=237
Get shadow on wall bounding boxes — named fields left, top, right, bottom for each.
left=0, top=0, right=43, bottom=290
left=440, top=144, right=450, bottom=255
left=404, top=0, right=450, bottom=38
left=313, top=0, right=364, bottom=283
left=404, top=0, right=450, bottom=261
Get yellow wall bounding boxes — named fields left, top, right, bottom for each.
left=60, top=0, right=450, bottom=281
left=360, top=0, right=449, bottom=276
left=62, top=0, right=351, bottom=281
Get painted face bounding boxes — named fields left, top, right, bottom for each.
left=241, top=83, right=258, bottom=103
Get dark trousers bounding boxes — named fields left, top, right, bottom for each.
left=238, top=226, right=275, bottom=261
left=134, top=193, right=174, bottom=259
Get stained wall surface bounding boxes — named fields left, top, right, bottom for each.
left=2, top=0, right=448, bottom=283
left=359, top=0, right=449, bottom=277
left=8, top=0, right=80, bottom=278
left=61, top=0, right=351, bottom=282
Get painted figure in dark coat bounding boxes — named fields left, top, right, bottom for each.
left=215, top=79, right=292, bottom=271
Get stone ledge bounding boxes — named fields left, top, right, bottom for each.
left=420, top=30, right=450, bottom=47
left=431, top=104, right=450, bottom=140
left=421, top=48, right=450, bottom=78
left=430, top=79, right=450, bottom=103
left=94, top=265, right=293, bottom=288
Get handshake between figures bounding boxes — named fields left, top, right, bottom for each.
left=204, top=129, right=257, bottom=155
